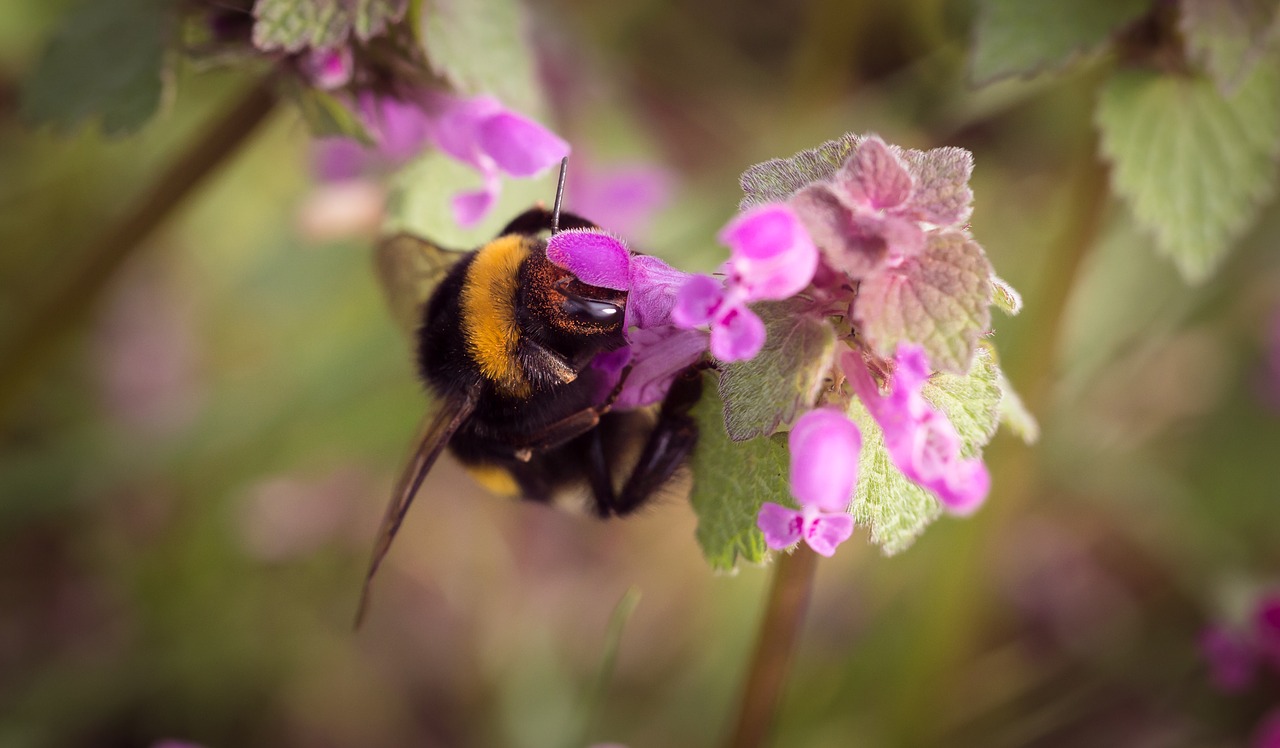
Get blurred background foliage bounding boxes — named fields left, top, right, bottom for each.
left=2, top=0, right=1280, bottom=746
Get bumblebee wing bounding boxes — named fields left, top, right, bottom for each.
left=355, top=386, right=479, bottom=628
left=374, top=232, right=465, bottom=336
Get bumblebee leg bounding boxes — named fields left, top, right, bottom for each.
left=592, top=368, right=703, bottom=517
left=510, top=408, right=601, bottom=452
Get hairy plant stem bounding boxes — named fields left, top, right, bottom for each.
left=725, top=545, right=819, bottom=748
left=0, top=78, right=277, bottom=415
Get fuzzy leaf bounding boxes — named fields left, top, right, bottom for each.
left=285, top=82, right=372, bottom=140
left=419, top=0, right=543, bottom=116
left=739, top=134, right=865, bottom=209
left=969, top=0, right=1151, bottom=85
left=1180, top=0, right=1280, bottom=94
left=900, top=146, right=975, bottom=227
left=996, top=369, right=1040, bottom=444
left=1096, top=65, right=1280, bottom=282
left=689, top=384, right=787, bottom=571
left=990, top=274, right=1023, bottom=315
left=847, top=398, right=941, bottom=555
left=855, top=230, right=993, bottom=375
left=20, top=0, right=172, bottom=135
left=252, top=0, right=407, bottom=52
left=921, top=344, right=1002, bottom=458
left=718, top=300, right=836, bottom=441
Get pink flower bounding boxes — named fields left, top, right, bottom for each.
left=299, top=47, right=353, bottom=90
left=319, top=91, right=569, bottom=227
left=1199, top=624, right=1257, bottom=693
left=757, top=408, right=861, bottom=557
left=843, top=344, right=990, bottom=514
left=1255, top=593, right=1280, bottom=668
left=672, top=203, right=817, bottom=362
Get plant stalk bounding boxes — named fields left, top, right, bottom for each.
left=725, top=545, right=819, bottom=748
left=0, top=78, right=277, bottom=414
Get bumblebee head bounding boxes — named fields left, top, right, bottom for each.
left=519, top=245, right=627, bottom=353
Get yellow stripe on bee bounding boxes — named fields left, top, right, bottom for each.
left=460, top=236, right=531, bottom=398
left=465, top=464, right=521, bottom=497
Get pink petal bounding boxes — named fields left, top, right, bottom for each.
left=788, top=408, right=861, bottom=512
left=837, top=135, right=914, bottom=211
left=1199, top=625, right=1257, bottom=692
left=1255, top=594, right=1280, bottom=667
left=451, top=180, right=499, bottom=228
left=610, top=326, right=708, bottom=410
left=626, top=254, right=691, bottom=329
left=312, top=138, right=369, bottom=183
left=545, top=229, right=632, bottom=290
left=419, top=92, right=503, bottom=171
left=757, top=502, right=805, bottom=550
left=566, top=163, right=673, bottom=238
left=720, top=203, right=818, bottom=301
left=803, top=512, right=855, bottom=557
left=672, top=274, right=726, bottom=328
left=358, top=94, right=435, bottom=164
left=709, top=305, right=765, bottom=362
left=476, top=111, right=571, bottom=177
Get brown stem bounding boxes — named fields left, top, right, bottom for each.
left=0, top=78, right=277, bottom=413
left=725, top=545, right=819, bottom=748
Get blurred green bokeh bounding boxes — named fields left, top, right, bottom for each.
left=2, top=1, right=1279, bottom=746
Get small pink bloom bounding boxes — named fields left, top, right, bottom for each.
left=300, top=47, right=353, bottom=90
left=843, top=344, right=990, bottom=514
left=720, top=203, right=818, bottom=301
left=1199, top=624, right=1257, bottom=693
left=626, top=254, right=690, bottom=329
left=672, top=274, right=726, bottom=328
left=602, top=326, right=708, bottom=410
left=789, top=408, right=861, bottom=512
left=709, top=305, right=765, bottom=362
left=757, top=503, right=855, bottom=557
left=545, top=229, right=632, bottom=290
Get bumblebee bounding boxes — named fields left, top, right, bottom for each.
left=357, top=178, right=701, bottom=622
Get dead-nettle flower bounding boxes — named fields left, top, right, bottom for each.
left=1200, top=591, right=1280, bottom=694
left=671, top=203, right=819, bottom=362
left=315, top=90, right=569, bottom=227
left=553, top=132, right=1014, bottom=559
left=299, top=47, right=354, bottom=90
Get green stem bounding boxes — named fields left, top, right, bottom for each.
left=725, top=546, right=819, bottom=748
left=0, top=78, right=277, bottom=414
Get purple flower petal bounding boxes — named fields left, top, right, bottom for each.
left=720, top=203, right=818, bottom=301
left=672, top=274, right=726, bottom=328
left=1200, top=624, right=1258, bottom=693
left=476, top=111, right=571, bottom=178
left=626, top=254, right=691, bottom=329
left=545, top=229, right=632, bottom=290
left=788, top=408, right=861, bottom=512
left=758, top=502, right=805, bottom=550
left=611, top=326, right=708, bottom=410
left=451, top=177, right=500, bottom=228
left=1255, top=593, right=1280, bottom=667
left=843, top=345, right=991, bottom=514
left=358, top=93, right=434, bottom=164
left=837, top=135, right=914, bottom=212
left=804, top=511, right=855, bottom=557
left=418, top=92, right=503, bottom=171
left=710, top=305, right=765, bottom=362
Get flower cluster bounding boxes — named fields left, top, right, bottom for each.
left=547, top=133, right=1006, bottom=560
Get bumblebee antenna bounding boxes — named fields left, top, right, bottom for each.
left=551, top=156, right=569, bottom=234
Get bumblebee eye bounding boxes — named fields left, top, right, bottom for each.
left=562, top=294, right=622, bottom=324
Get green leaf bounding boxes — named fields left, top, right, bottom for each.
left=969, top=0, right=1151, bottom=85
left=252, top=0, right=407, bottom=53
left=847, top=398, right=941, bottom=555
left=1096, top=64, right=1280, bottom=282
left=718, top=300, right=836, bottom=442
left=20, top=0, right=173, bottom=135
left=996, top=369, right=1040, bottom=444
left=739, top=133, right=865, bottom=209
left=854, top=230, right=993, bottom=375
left=688, top=383, right=788, bottom=571
left=921, top=345, right=1002, bottom=458
left=419, top=0, right=543, bottom=116
left=1180, top=0, right=1280, bottom=94
left=990, top=274, right=1023, bottom=315
left=283, top=80, right=372, bottom=140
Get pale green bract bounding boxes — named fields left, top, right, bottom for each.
left=1179, top=0, right=1280, bottom=95
left=251, top=0, right=409, bottom=53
